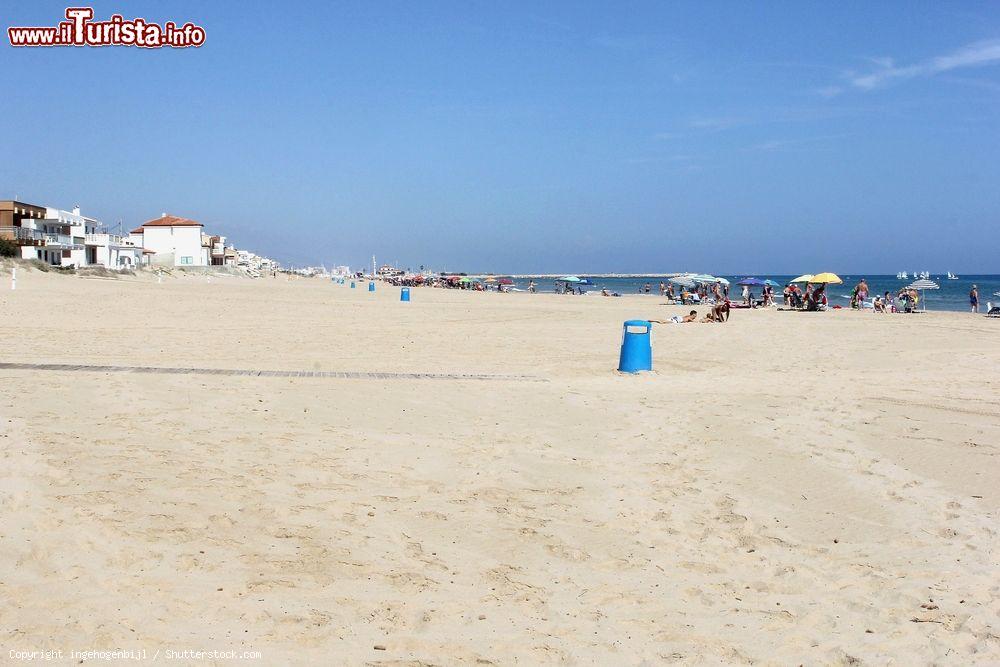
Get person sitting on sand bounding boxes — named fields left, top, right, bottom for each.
left=709, top=301, right=730, bottom=322
left=806, top=284, right=827, bottom=311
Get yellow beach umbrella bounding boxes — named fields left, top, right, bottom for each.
left=790, top=274, right=814, bottom=283
left=809, top=272, right=843, bottom=285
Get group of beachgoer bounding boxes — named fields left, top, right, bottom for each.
left=649, top=280, right=733, bottom=306
left=782, top=283, right=829, bottom=310
left=383, top=276, right=987, bottom=316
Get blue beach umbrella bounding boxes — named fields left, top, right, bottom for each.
left=738, top=277, right=765, bottom=286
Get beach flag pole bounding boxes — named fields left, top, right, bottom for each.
left=10, top=267, right=16, bottom=290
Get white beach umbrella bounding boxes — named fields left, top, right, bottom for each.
left=906, top=279, right=939, bottom=311
left=669, top=275, right=696, bottom=288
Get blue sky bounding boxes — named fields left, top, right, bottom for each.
left=2, top=1, right=999, bottom=273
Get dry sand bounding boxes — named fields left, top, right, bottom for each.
left=1, top=266, right=998, bottom=665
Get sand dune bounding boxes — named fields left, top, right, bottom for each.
left=1, top=267, right=998, bottom=664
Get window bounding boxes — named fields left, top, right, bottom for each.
left=180, top=256, right=193, bottom=265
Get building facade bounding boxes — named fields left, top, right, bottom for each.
left=0, top=200, right=49, bottom=260
left=130, top=214, right=207, bottom=266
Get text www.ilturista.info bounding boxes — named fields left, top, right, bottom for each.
left=8, top=7, right=205, bottom=48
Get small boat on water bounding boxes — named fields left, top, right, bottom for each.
left=946, top=271, right=958, bottom=280
left=896, top=271, right=908, bottom=280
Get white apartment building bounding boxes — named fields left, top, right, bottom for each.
left=16, top=207, right=88, bottom=266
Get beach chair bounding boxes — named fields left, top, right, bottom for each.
left=988, top=306, right=1000, bottom=318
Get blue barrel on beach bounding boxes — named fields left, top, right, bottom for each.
left=368, top=281, right=375, bottom=292
left=618, top=320, right=652, bottom=373
left=401, top=287, right=410, bottom=302
left=350, top=281, right=356, bottom=288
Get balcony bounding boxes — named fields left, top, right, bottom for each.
left=85, top=233, right=135, bottom=248
left=0, top=226, right=46, bottom=245
left=43, top=233, right=82, bottom=249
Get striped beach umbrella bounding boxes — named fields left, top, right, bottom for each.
left=907, top=279, right=939, bottom=311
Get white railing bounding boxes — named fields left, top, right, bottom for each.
left=42, top=234, right=83, bottom=249
left=85, top=233, right=137, bottom=248
left=0, top=226, right=45, bottom=241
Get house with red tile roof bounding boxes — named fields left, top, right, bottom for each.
left=129, top=213, right=208, bottom=266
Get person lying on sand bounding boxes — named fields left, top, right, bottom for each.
left=651, top=310, right=699, bottom=324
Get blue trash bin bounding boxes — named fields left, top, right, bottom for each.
left=401, top=287, right=410, bottom=302
left=350, top=281, right=356, bottom=289
left=368, top=281, right=375, bottom=292
left=618, top=320, right=652, bottom=373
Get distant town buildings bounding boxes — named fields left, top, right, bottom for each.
left=2, top=200, right=278, bottom=273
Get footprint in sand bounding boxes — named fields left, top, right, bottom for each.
left=545, top=542, right=590, bottom=562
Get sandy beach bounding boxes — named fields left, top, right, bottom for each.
left=1, top=266, right=998, bottom=665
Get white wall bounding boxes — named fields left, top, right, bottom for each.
left=140, top=226, right=206, bottom=266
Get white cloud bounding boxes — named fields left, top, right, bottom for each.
left=849, top=39, right=1000, bottom=90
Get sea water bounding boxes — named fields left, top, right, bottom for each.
left=501, top=275, right=999, bottom=313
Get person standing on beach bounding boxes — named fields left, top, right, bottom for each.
left=643, top=282, right=651, bottom=294
left=659, top=281, right=666, bottom=296
left=970, top=285, right=979, bottom=313
left=528, top=280, right=536, bottom=293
